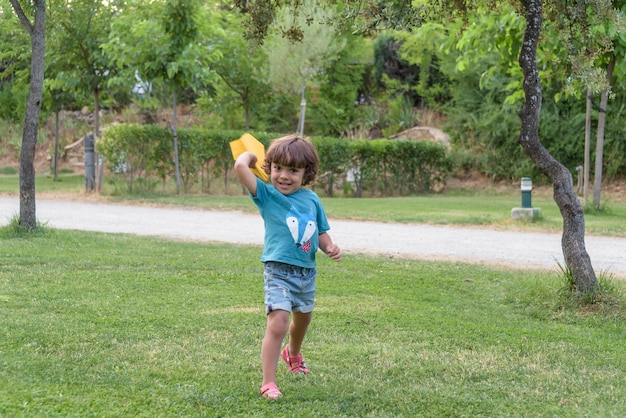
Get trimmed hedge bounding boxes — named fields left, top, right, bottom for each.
left=99, top=124, right=452, bottom=196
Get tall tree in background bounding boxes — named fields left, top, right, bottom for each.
left=262, top=0, right=345, bottom=135
left=47, top=0, right=121, bottom=139
left=9, top=0, right=45, bottom=229
left=105, top=0, right=219, bottom=194
left=555, top=0, right=625, bottom=210
left=209, top=10, right=269, bottom=130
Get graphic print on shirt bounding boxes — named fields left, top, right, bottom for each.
left=286, top=207, right=317, bottom=253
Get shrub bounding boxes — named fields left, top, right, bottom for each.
left=99, top=124, right=452, bottom=196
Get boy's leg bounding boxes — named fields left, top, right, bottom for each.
left=287, top=311, right=312, bottom=357
left=262, top=309, right=289, bottom=386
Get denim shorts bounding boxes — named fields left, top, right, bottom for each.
left=263, top=261, right=317, bottom=315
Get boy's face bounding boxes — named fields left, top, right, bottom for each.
left=270, top=163, right=305, bottom=195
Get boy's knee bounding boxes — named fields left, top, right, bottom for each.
left=292, top=312, right=312, bottom=327
left=267, top=310, right=289, bottom=335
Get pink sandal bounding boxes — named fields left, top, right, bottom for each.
left=281, top=346, right=310, bottom=374
left=260, top=382, right=282, bottom=400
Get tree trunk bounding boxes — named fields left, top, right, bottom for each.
left=10, top=0, right=46, bottom=229
left=93, top=88, right=102, bottom=193
left=54, top=110, right=60, bottom=182
left=518, top=0, right=597, bottom=292
left=172, top=90, right=182, bottom=194
left=593, top=55, right=615, bottom=210
left=583, top=88, right=592, bottom=206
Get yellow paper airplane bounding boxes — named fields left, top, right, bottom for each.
left=230, top=133, right=269, bottom=181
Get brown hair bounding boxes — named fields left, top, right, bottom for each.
left=263, top=134, right=319, bottom=186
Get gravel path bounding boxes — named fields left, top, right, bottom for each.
left=1, top=196, right=625, bottom=278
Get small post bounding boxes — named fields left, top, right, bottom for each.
left=84, top=133, right=95, bottom=192
left=511, top=177, right=541, bottom=221
left=521, top=177, right=532, bottom=208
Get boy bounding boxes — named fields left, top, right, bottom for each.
left=234, top=134, right=341, bottom=399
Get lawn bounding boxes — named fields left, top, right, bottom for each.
left=1, top=228, right=625, bottom=416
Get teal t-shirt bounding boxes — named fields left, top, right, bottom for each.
left=252, top=178, right=330, bottom=268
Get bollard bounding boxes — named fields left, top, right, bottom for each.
left=512, top=177, right=540, bottom=221
left=84, top=133, right=95, bottom=191
left=521, top=177, right=532, bottom=208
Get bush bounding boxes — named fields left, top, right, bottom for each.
left=349, top=139, right=452, bottom=197
left=99, top=124, right=452, bottom=196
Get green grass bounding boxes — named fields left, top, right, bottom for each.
left=2, top=173, right=626, bottom=237
left=1, top=228, right=625, bottom=416
left=0, top=172, right=86, bottom=194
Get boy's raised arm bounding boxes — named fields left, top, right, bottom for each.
left=234, top=152, right=259, bottom=196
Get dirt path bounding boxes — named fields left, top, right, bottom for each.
left=1, top=196, right=625, bottom=278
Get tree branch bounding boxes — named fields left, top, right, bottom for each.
left=9, top=0, right=35, bottom=36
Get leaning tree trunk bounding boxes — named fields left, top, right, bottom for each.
left=10, top=0, right=46, bottom=229
left=593, top=55, right=615, bottom=210
left=518, top=0, right=597, bottom=292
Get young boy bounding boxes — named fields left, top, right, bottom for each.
left=234, top=134, right=341, bottom=400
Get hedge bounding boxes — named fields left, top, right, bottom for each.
left=99, top=124, right=452, bottom=196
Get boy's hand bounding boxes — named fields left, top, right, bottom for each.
left=324, top=243, right=342, bottom=262
left=246, top=153, right=258, bottom=168
left=319, top=232, right=341, bottom=262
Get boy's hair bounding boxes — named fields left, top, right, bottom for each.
left=263, top=134, right=319, bottom=186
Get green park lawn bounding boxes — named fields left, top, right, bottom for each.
left=1, top=229, right=625, bottom=416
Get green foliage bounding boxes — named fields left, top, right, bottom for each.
left=305, top=35, right=371, bottom=136
left=0, top=5, right=31, bottom=121
left=373, top=33, right=417, bottom=98
left=258, top=0, right=351, bottom=136
left=103, top=0, right=220, bottom=102
left=313, top=136, right=351, bottom=197
left=0, top=119, right=22, bottom=159
left=44, top=0, right=128, bottom=119
left=0, top=80, right=27, bottom=122
left=5, top=0, right=626, bottom=185
left=397, top=23, right=456, bottom=108
left=98, top=124, right=170, bottom=193
left=99, top=124, right=451, bottom=196
left=99, top=124, right=275, bottom=193
left=349, top=139, right=452, bottom=197
left=602, top=97, right=626, bottom=178
left=263, top=0, right=345, bottom=95
left=546, top=0, right=624, bottom=96
left=1, top=166, right=17, bottom=175
left=195, top=10, right=270, bottom=131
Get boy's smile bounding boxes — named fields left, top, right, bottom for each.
left=270, top=163, right=305, bottom=195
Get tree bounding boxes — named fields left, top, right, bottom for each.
left=556, top=0, right=625, bottom=210
left=9, top=0, right=45, bottom=230
left=46, top=0, right=127, bottom=191
left=104, top=0, right=219, bottom=194
left=518, top=0, right=597, bottom=291
left=207, top=10, right=270, bottom=130
left=262, top=0, right=346, bottom=135
left=46, top=0, right=123, bottom=139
